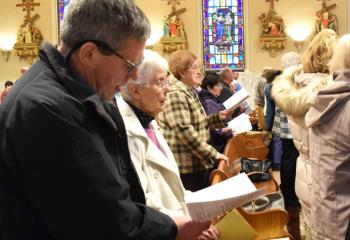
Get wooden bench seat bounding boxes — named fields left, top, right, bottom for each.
left=210, top=131, right=291, bottom=239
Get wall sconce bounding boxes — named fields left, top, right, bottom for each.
left=294, top=41, right=304, bottom=52
left=286, top=23, right=312, bottom=53
left=1, top=49, right=11, bottom=61
left=0, top=35, right=16, bottom=62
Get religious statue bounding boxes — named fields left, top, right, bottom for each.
left=16, top=22, right=42, bottom=45
left=314, top=0, right=338, bottom=34
left=258, top=10, right=285, bottom=37
left=175, top=16, right=186, bottom=38
left=160, top=0, right=187, bottom=53
left=315, top=9, right=338, bottom=33
left=169, top=15, right=177, bottom=37
left=14, top=0, right=43, bottom=64
left=259, top=0, right=287, bottom=57
left=162, top=16, right=170, bottom=37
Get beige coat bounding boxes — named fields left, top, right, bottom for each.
left=272, top=65, right=332, bottom=226
left=118, top=98, right=189, bottom=218
left=305, top=71, right=350, bottom=240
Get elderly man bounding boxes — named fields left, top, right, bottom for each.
left=218, top=67, right=240, bottom=102
left=0, top=1, right=209, bottom=240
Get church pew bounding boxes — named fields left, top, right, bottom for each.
left=210, top=131, right=291, bottom=239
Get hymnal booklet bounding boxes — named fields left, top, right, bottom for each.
left=184, top=173, right=265, bottom=222
left=228, top=113, right=252, bottom=135
left=223, top=88, right=250, bottom=111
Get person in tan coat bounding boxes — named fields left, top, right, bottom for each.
left=272, top=29, right=337, bottom=239
left=305, top=33, right=350, bottom=240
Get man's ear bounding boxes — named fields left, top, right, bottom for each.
left=76, top=42, right=100, bottom=67
left=128, top=83, right=142, bottom=100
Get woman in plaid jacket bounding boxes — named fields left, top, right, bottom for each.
left=158, top=50, right=232, bottom=191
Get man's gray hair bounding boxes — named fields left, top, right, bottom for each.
left=219, top=67, right=231, bottom=80
left=122, top=50, right=168, bottom=102
left=281, top=52, right=301, bottom=69
left=60, top=0, right=150, bottom=51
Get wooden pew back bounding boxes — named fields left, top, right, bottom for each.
left=210, top=131, right=291, bottom=239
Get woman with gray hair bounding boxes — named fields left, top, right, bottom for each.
left=119, top=50, right=219, bottom=240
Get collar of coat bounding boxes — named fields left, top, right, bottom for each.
left=125, top=101, right=154, bottom=128
left=170, top=78, right=197, bottom=98
left=117, top=98, right=180, bottom=173
left=272, top=65, right=333, bottom=117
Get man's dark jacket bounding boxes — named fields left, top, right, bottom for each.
left=218, top=81, right=233, bottom=103
left=0, top=43, right=177, bottom=240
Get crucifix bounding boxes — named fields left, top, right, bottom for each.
left=266, top=0, right=278, bottom=11
left=16, top=0, right=40, bottom=23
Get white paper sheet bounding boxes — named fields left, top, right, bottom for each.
left=228, top=113, right=252, bottom=135
left=223, top=88, right=250, bottom=111
left=185, top=173, right=265, bottom=222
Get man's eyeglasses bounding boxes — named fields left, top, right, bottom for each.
left=65, top=40, right=143, bottom=75
left=92, top=40, right=143, bottom=74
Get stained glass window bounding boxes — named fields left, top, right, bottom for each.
left=57, top=0, right=70, bottom=33
left=202, top=0, right=245, bottom=70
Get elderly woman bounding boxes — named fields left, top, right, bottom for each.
left=158, top=50, right=231, bottom=191
left=305, top=33, right=350, bottom=240
left=198, top=73, right=233, bottom=153
left=118, top=50, right=219, bottom=240
left=272, top=29, right=337, bottom=239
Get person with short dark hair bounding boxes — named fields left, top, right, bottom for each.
left=0, top=80, right=14, bottom=103
left=199, top=74, right=233, bottom=153
left=0, top=1, right=208, bottom=240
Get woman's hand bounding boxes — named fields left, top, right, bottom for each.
left=219, top=109, right=233, bottom=121
left=222, top=127, right=232, bottom=134
left=197, top=225, right=220, bottom=240
left=174, top=217, right=211, bottom=240
left=216, top=153, right=229, bottom=167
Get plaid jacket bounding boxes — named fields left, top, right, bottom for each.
left=272, top=106, right=293, bottom=139
left=158, top=79, right=224, bottom=174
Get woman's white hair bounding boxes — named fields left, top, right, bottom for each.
left=281, top=52, right=301, bottom=69
left=122, top=50, right=168, bottom=102
left=329, top=33, right=350, bottom=73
